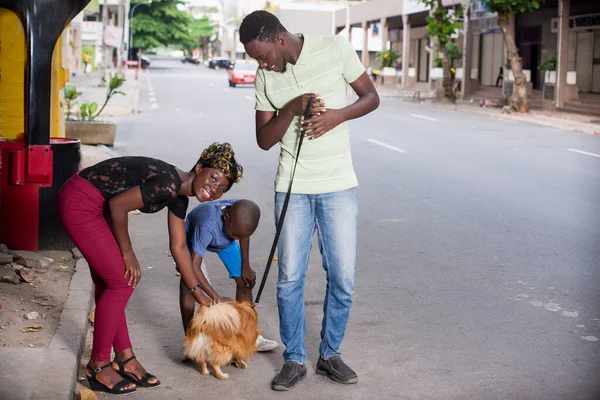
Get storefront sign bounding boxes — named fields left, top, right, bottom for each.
left=104, top=25, right=123, bottom=48
left=472, top=15, right=500, bottom=35
left=551, top=13, right=600, bottom=33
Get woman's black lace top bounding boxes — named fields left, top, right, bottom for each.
left=79, top=157, right=189, bottom=219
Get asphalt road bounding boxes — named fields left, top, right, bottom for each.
left=103, top=58, right=600, bottom=400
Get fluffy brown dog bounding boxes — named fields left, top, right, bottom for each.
left=183, top=301, right=259, bottom=379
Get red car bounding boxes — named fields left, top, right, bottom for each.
left=228, top=59, right=259, bottom=87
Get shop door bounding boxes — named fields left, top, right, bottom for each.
left=418, top=38, right=429, bottom=82
left=480, top=31, right=504, bottom=86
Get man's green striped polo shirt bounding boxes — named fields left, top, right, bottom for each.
left=254, top=34, right=365, bottom=194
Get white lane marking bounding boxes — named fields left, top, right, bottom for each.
left=367, top=139, right=407, bottom=154
left=222, top=88, right=230, bottom=93
left=567, top=148, right=600, bottom=158
left=245, top=95, right=254, bottom=101
left=410, top=113, right=437, bottom=121
left=147, top=71, right=158, bottom=110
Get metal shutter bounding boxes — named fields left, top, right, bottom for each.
left=471, top=33, right=480, bottom=79
left=492, top=32, right=504, bottom=85
left=481, top=33, right=494, bottom=85
left=576, top=31, right=593, bottom=92
left=418, top=38, right=429, bottom=82
left=568, top=31, right=576, bottom=71
left=592, top=31, right=600, bottom=93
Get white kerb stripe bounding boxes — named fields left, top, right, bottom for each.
left=367, top=139, right=407, bottom=153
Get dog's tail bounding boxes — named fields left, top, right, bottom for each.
left=190, top=303, right=241, bottom=337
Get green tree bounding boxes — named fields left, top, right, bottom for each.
left=131, top=0, right=193, bottom=50
left=421, top=0, right=463, bottom=103
left=482, top=0, right=541, bottom=112
left=183, top=15, right=218, bottom=59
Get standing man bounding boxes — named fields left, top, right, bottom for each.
left=83, top=51, right=90, bottom=74
left=239, top=10, right=379, bottom=391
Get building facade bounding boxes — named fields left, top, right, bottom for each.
left=331, top=0, right=599, bottom=110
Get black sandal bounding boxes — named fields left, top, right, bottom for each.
left=86, top=363, right=136, bottom=395
left=114, top=355, right=161, bottom=388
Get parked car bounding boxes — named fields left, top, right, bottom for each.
left=140, top=55, right=150, bottom=69
left=169, top=50, right=185, bottom=58
left=228, top=59, right=259, bottom=87
left=181, top=55, right=200, bottom=65
left=208, top=57, right=231, bottom=70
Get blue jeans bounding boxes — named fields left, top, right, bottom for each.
left=274, top=187, right=358, bottom=364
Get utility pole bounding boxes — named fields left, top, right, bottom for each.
left=100, top=0, right=109, bottom=86
left=117, top=0, right=126, bottom=75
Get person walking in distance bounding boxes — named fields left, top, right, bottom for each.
left=83, top=51, right=90, bottom=74
left=239, top=10, right=380, bottom=391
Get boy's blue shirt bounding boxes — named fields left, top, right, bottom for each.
left=184, top=199, right=238, bottom=257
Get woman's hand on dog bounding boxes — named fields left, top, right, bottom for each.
left=122, top=250, right=141, bottom=288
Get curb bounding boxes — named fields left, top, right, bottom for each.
left=428, top=102, right=600, bottom=136
left=30, top=258, right=93, bottom=400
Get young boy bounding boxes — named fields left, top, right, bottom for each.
left=179, top=198, right=278, bottom=352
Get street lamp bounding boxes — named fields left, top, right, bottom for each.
left=128, top=1, right=150, bottom=59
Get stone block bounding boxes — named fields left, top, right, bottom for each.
left=11, top=251, right=54, bottom=269
left=0, top=254, right=13, bottom=265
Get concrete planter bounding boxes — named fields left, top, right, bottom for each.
left=65, top=121, right=116, bottom=146
left=430, top=67, right=443, bottom=79
left=382, top=67, right=397, bottom=77
left=505, top=69, right=531, bottom=82
left=545, top=70, right=557, bottom=84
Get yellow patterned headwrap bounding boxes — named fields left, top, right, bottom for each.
left=197, top=142, right=243, bottom=186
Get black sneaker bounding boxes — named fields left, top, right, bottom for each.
left=316, top=356, right=358, bottom=384
left=271, top=361, right=307, bottom=391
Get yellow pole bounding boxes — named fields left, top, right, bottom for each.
left=0, top=8, right=25, bottom=139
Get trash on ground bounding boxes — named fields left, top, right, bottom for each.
left=21, top=326, right=43, bottom=333
left=24, top=311, right=39, bottom=320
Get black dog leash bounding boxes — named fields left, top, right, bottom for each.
left=255, top=96, right=315, bottom=304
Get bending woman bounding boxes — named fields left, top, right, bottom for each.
left=58, top=143, right=242, bottom=395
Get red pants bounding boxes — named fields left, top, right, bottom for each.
left=58, top=174, right=134, bottom=361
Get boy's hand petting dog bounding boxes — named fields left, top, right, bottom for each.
left=241, top=266, right=256, bottom=289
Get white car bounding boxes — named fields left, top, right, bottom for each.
left=169, top=50, right=185, bottom=58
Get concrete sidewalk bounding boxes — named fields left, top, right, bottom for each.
left=0, top=258, right=93, bottom=400
left=68, top=68, right=142, bottom=118
left=375, top=84, right=600, bottom=136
